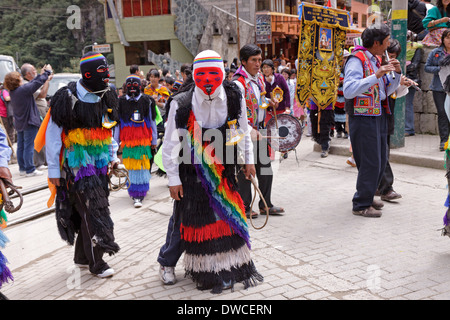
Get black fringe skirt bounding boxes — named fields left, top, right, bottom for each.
left=177, top=164, right=263, bottom=294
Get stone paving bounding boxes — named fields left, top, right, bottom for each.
left=2, top=134, right=450, bottom=301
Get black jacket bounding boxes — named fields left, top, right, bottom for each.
left=408, top=0, right=427, bottom=34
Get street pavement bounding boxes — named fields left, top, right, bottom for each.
left=1, top=133, right=450, bottom=302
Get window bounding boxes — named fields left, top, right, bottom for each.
left=285, top=0, right=297, bottom=15
left=122, top=0, right=170, bottom=17
left=257, top=0, right=270, bottom=11
left=125, top=41, right=171, bottom=66
left=361, top=14, right=367, bottom=27
left=353, top=12, right=358, bottom=25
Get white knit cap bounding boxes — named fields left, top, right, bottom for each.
left=193, top=50, right=225, bottom=99
left=193, top=50, right=225, bottom=79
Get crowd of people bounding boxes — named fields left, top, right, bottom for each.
left=2, top=0, right=450, bottom=297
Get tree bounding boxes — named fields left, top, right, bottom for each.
left=0, top=0, right=108, bottom=73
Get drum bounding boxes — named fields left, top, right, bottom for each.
left=265, top=114, right=302, bottom=153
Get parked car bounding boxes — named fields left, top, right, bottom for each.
left=0, top=55, right=19, bottom=83
left=47, top=73, right=82, bottom=101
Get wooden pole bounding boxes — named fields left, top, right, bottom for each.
left=236, top=0, right=241, bottom=49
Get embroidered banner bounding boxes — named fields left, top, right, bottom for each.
left=296, top=3, right=350, bottom=110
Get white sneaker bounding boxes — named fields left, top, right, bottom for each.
left=25, top=169, right=44, bottom=177
left=95, top=268, right=114, bottom=278
left=19, top=171, right=26, bottom=176
left=134, top=198, right=143, bottom=208
left=37, top=165, right=48, bottom=170
left=159, top=266, right=176, bottom=285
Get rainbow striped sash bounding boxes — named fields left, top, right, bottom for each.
left=186, top=111, right=250, bottom=248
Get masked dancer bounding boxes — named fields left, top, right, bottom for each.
left=161, top=50, right=263, bottom=293
left=115, top=75, right=158, bottom=208
left=40, top=52, right=120, bottom=277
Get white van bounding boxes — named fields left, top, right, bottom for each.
left=0, top=55, right=19, bottom=83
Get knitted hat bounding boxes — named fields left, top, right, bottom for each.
left=193, top=50, right=225, bottom=80
left=80, top=51, right=110, bottom=93
left=192, top=50, right=225, bottom=99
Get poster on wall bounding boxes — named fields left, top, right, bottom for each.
left=296, top=2, right=350, bottom=109
left=256, top=13, right=272, bottom=44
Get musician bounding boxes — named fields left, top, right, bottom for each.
left=343, top=24, right=401, bottom=218
left=43, top=52, right=120, bottom=277
left=233, top=44, right=285, bottom=218
left=0, top=126, right=13, bottom=300
left=161, top=50, right=262, bottom=293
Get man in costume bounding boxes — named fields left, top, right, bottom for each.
left=115, top=75, right=158, bottom=208
left=161, top=49, right=263, bottom=293
left=233, top=44, right=285, bottom=218
left=157, top=73, right=195, bottom=286
left=43, top=52, right=120, bottom=277
left=344, top=24, right=401, bottom=218
left=0, top=127, right=13, bottom=300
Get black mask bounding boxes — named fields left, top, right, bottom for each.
left=125, top=75, right=141, bottom=97
left=79, top=52, right=110, bottom=94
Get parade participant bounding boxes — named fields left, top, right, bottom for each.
left=377, top=39, right=414, bottom=202
left=40, top=52, right=120, bottom=277
left=0, top=127, right=13, bottom=300
left=115, top=75, right=158, bottom=208
left=344, top=24, right=401, bottom=218
left=233, top=44, right=285, bottom=217
left=161, top=49, right=263, bottom=293
left=157, top=75, right=195, bottom=286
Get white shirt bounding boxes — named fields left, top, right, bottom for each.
left=162, top=86, right=254, bottom=186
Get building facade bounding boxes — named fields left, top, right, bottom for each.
left=101, top=0, right=370, bottom=86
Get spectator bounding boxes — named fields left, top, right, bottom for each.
left=3, top=65, right=52, bottom=177
left=0, top=83, right=15, bottom=149
left=21, top=63, right=52, bottom=171
left=230, top=57, right=239, bottom=70
left=422, top=0, right=450, bottom=46
left=405, top=31, right=424, bottom=136
left=424, top=29, right=450, bottom=151
left=408, top=0, right=427, bottom=37
left=130, top=64, right=140, bottom=76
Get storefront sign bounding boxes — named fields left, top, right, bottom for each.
left=256, top=14, right=272, bottom=44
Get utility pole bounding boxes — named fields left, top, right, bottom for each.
left=390, top=0, right=408, bottom=148
left=236, top=0, right=241, bottom=50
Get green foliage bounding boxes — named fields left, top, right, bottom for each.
left=0, top=0, right=107, bottom=73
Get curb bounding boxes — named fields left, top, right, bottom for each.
left=313, top=143, right=445, bottom=170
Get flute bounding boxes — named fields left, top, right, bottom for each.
left=385, top=50, right=396, bottom=80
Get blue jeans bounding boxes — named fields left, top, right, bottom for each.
left=17, top=125, right=39, bottom=174
left=405, top=87, right=416, bottom=135
left=157, top=202, right=183, bottom=267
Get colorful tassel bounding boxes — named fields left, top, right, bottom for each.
left=120, top=117, right=153, bottom=199
left=0, top=251, right=13, bottom=288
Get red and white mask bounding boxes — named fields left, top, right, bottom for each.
left=193, top=50, right=225, bottom=99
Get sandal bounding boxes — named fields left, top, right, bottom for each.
left=260, top=206, right=285, bottom=216
left=246, top=210, right=258, bottom=219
